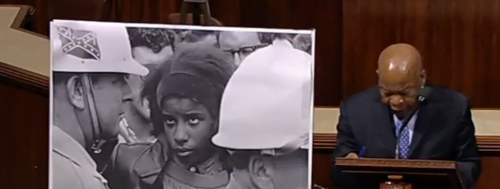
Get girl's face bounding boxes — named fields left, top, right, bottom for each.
left=160, top=97, right=217, bottom=165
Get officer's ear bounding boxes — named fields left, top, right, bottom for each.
left=248, top=155, right=274, bottom=189
left=66, top=75, right=85, bottom=110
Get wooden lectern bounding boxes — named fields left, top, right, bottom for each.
left=335, top=158, right=466, bottom=189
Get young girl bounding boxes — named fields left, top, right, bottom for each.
left=146, top=43, right=235, bottom=189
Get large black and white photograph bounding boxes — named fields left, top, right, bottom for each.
left=49, top=20, right=314, bottom=189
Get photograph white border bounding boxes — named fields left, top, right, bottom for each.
left=48, top=20, right=316, bottom=189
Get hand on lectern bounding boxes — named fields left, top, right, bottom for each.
left=345, top=153, right=359, bottom=159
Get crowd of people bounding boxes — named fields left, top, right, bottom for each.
left=50, top=21, right=313, bottom=189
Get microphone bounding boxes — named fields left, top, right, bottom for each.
left=394, top=86, right=432, bottom=159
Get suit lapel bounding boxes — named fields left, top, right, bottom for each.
left=372, top=96, right=397, bottom=157
left=408, top=92, right=436, bottom=157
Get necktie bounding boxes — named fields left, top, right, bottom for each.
left=397, top=120, right=410, bottom=159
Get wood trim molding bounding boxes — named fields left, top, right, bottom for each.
left=312, top=133, right=500, bottom=153
left=0, top=5, right=49, bottom=93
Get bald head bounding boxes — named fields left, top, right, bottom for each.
left=376, top=43, right=426, bottom=117
left=377, top=43, right=422, bottom=77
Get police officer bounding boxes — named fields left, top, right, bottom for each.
left=211, top=43, right=313, bottom=189
left=50, top=20, right=149, bottom=189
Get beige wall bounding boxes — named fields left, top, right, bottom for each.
left=2, top=6, right=500, bottom=136
left=0, top=6, right=50, bottom=77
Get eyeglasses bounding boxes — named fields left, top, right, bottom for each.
left=223, top=44, right=269, bottom=57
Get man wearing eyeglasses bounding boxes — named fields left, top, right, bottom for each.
left=217, top=31, right=298, bottom=67
left=217, top=31, right=269, bottom=66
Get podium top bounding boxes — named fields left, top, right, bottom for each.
left=336, top=157, right=456, bottom=169
left=335, top=158, right=465, bottom=189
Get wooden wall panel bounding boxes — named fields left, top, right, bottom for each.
left=47, top=0, right=107, bottom=21
left=342, top=0, right=500, bottom=108
left=0, top=79, right=48, bottom=189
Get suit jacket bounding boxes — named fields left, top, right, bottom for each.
left=332, top=84, right=481, bottom=189
left=103, top=141, right=166, bottom=189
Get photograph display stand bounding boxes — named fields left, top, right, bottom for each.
left=180, top=0, right=211, bottom=25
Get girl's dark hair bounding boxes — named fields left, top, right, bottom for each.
left=141, top=43, right=235, bottom=135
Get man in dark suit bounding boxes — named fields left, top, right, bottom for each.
left=332, top=43, right=481, bottom=189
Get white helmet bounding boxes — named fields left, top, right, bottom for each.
left=50, top=20, right=149, bottom=76
left=212, top=44, right=313, bottom=153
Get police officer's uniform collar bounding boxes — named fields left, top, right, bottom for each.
left=52, top=126, right=108, bottom=184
